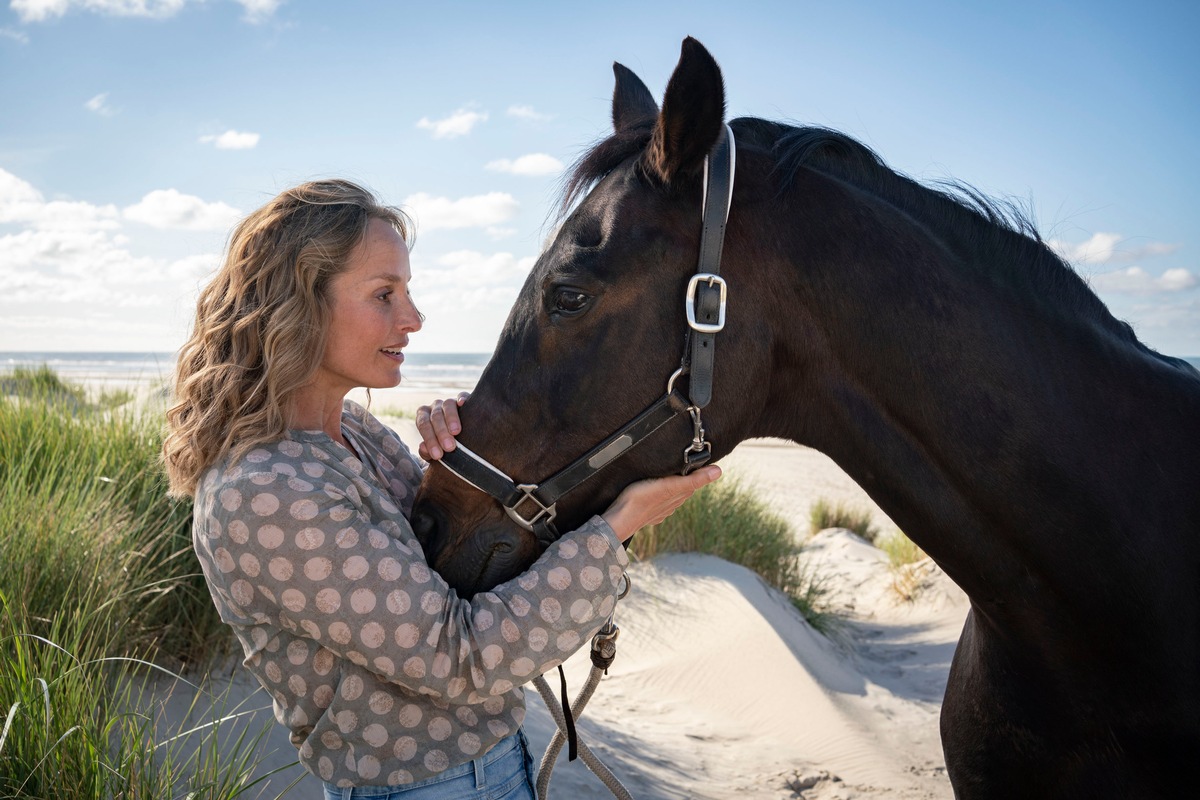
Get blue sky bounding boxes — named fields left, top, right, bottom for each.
left=1, top=0, right=1197, bottom=355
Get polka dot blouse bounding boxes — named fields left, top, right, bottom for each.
left=192, top=401, right=630, bottom=787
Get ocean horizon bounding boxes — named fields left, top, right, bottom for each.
left=4, top=351, right=1199, bottom=390
left=0, top=351, right=493, bottom=390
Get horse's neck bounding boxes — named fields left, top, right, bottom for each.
left=758, top=204, right=1200, bottom=631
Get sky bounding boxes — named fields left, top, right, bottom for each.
left=0, top=0, right=1197, bottom=356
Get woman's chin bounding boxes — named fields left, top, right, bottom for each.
left=369, top=376, right=403, bottom=390
left=361, top=368, right=403, bottom=390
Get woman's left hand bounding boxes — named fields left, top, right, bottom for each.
left=416, top=393, right=469, bottom=461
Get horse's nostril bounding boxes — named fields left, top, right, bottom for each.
left=492, top=540, right=514, bottom=555
left=410, top=502, right=444, bottom=561
left=411, top=508, right=436, bottom=540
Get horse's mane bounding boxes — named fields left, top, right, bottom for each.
left=561, top=116, right=1179, bottom=365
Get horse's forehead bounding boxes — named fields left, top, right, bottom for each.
left=580, top=158, right=671, bottom=217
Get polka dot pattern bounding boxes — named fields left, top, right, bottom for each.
left=191, top=399, right=629, bottom=787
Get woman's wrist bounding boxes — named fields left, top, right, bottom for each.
left=601, top=499, right=637, bottom=543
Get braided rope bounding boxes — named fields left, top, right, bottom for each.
left=533, top=665, right=633, bottom=800
left=532, top=606, right=632, bottom=800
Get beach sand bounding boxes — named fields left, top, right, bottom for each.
left=145, top=398, right=966, bottom=799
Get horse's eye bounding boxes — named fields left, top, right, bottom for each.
left=552, top=287, right=590, bottom=315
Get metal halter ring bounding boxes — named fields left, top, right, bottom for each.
left=503, top=484, right=557, bottom=531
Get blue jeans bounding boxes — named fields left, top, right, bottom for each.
left=322, top=730, right=535, bottom=800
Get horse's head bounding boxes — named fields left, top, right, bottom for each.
left=413, top=38, right=781, bottom=595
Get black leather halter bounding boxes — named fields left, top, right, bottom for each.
left=438, top=124, right=736, bottom=549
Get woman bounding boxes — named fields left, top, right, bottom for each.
left=163, top=179, right=720, bottom=798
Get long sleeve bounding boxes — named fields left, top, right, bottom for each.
left=198, top=462, right=627, bottom=703
left=190, top=411, right=630, bottom=787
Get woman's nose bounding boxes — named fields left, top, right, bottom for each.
left=398, top=298, right=423, bottom=332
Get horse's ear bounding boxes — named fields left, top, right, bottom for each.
left=646, top=37, right=726, bottom=185
left=612, top=62, right=659, bottom=133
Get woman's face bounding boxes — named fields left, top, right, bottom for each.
left=318, top=217, right=423, bottom=393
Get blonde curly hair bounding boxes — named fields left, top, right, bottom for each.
left=163, top=179, right=411, bottom=497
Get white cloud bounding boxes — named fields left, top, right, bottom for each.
left=1091, top=266, right=1197, bottom=295
left=165, top=252, right=220, bottom=282
left=1049, top=231, right=1180, bottom=265
left=0, top=168, right=46, bottom=205
left=234, top=0, right=281, bottom=23
left=507, top=104, right=552, bottom=122
left=485, top=153, right=564, bottom=177
left=1, top=168, right=120, bottom=231
left=1, top=311, right=177, bottom=337
left=19, top=199, right=121, bottom=231
left=123, top=189, right=242, bottom=231
left=0, top=227, right=164, bottom=305
left=409, top=250, right=535, bottom=350
left=402, top=192, right=518, bottom=232
left=84, top=92, right=114, bottom=116
left=428, top=250, right=534, bottom=283
left=199, top=129, right=260, bottom=150
left=11, top=0, right=281, bottom=23
left=13, top=0, right=186, bottom=22
left=0, top=170, right=231, bottom=349
left=0, top=26, right=30, bottom=43
left=416, top=107, right=488, bottom=139
left=1130, top=297, right=1200, bottom=332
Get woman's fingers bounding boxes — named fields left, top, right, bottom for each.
left=415, top=393, right=469, bottom=460
left=601, top=465, right=722, bottom=542
left=646, top=466, right=722, bottom=523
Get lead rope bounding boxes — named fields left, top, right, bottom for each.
left=532, top=576, right=634, bottom=800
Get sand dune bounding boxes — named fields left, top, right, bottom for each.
left=522, top=537, right=965, bottom=800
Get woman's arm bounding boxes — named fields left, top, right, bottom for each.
left=197, top=460, right=630, bottom=705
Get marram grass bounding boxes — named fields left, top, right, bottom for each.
left=879, top=531, right=929, bottom=602
left=630, top=479, right=840, bottom=633
left=808, top=498, right=879, bottom=543
left=0, top=367, right=288, bottom=798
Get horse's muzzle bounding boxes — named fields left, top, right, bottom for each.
left=411, top=498, right=537, bottom=598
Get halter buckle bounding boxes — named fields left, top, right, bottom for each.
left=686, top=273, right=727, bottom=333
left=504, top=484, right=557, bottom=532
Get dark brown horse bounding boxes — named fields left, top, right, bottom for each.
left=412, top=38, right=1200, bottom=798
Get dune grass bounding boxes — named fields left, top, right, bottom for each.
left=372, top=405, right=415, bottom=420
left=0, top=366, right=283, bottom=798
left=808, top=498, right=879, bottom=543
left=878, top=531, right=928, bottom=602
left=629, top=479, right=839, bottom=634
left=807, top=496, right=934, bottom=602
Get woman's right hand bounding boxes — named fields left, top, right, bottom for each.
left=416, top=392, right=469, bottom=461
left=601, top=465, right=722, bottom=543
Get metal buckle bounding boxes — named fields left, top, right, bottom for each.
left=685, top=273, right=727, bottom=333
left=504, top=484, right=557, bottom=532
left=682, top=406, right=712, bottom=473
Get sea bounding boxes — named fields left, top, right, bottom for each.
left=0, top=351, right=492, bottom=391
left=3, top=351, right=1198, bottom=390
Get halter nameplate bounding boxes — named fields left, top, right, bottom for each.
left=588, top=435, right=633, bottom=469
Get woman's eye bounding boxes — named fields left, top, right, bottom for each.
left=553, top=288, right=590, bottom=314
left=377, top=290, right=393, bottom=302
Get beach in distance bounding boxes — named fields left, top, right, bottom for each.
left=4, top=351, right=1194, bottom=798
